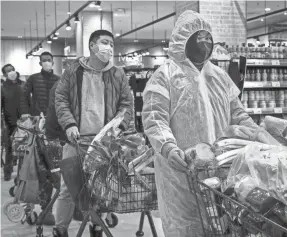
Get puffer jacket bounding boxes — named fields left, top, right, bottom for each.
left=1, top=75, right=25, bottom=127
left=55, top=59, right=133, bottom=133
left=20, top=69, right=60, bottom=116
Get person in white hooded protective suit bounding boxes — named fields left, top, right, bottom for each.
left=142, top=10, right=259, bottom=237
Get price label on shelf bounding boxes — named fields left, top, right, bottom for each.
left=253, top=108, right=262, bottom=114
left=257, top=60, right=264, bottom=65
left=271, top=82, right=280, bottom=87
left=256, top=83, right=264, bottom=87
left=274, top=108, right=283, bottom=114
left=271, top=60, right=280, bottom=66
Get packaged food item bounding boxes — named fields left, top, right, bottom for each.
left=259, top=101, right=266, bottom=108
left=255, top=69, right=261, bottom=81
left=277, top=100, right=284, bottom=108
left=278, top=90, right=285, bottom=100
left=267, top=47, right=272, bottom=58
left=284, top=69, right=287, bottom=81
left=271, top=47, right=276, bottom=58
left=278, top=69, right=284, bottom=81
left=270, top=68, right=278, bottom=81
left=270, top=91, right=276, bottom=100
left=267, top=100, right=276, bottom=108
left=256, top=47, right=261, bottom=58
left=278, top=46, right=284, bottom=58
left=262, top=69, right=268, bottom=81
left=259, top=91, right=265, bottom=101
left=249, top=100, right=258, bottom=108
left=264, top=91, right=270, bottom=101
left=242, top=91, right=248, bottom=101
left=245, top=69, right=250, bottom=81
left=255, top=91, right=260, bottom=101
left=248, top=91, right=255, bottom=100
left=274, top=46, right=279, bottom=58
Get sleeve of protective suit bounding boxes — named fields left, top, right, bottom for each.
left=55, top=68, right=78, bottom=131
left=116, top=70, right=133, bottom=131
left=230, top=97, right=259, bottom=129
left=142, top=68, right=177, bottom=153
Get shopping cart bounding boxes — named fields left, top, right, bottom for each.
left=58, top=129, right=158, bottom=237
left=3, top=122, right=62, bottom=228
left=186, top=166, right=287, bottom=237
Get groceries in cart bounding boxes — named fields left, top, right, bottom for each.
left=183, top=127, right=287, bottom=236
left=81, top=109, right=157, bottom=213
left=4, top=115, right=62, bottom=226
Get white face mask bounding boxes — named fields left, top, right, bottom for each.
left=7, top=71, right=17, bottom=81
left=42, top=62, right=53, bottom=71
left=91, top=44, right=113, bottom=63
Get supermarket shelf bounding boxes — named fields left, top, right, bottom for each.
left=246, top=107, right=287, bottom=115
left=246, top=59, right=287, bottom=67
left=244, top=81, right=287, bottom=89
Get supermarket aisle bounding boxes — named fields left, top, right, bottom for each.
left=1, top=170, right=165, bottom=237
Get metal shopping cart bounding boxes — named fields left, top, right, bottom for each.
left=3, top=120, right=62, bottom=228
left=185, top=166, right=287, bottom=237
left=58, top=131, right=158, bottom=237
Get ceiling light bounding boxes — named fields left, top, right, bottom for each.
left=28, top=54, right=33, bottom=59
left=52, top=34, right=58, bottom=40
left=47, top=37, right=52, bottom=44
left=67, top=11, right=71, bottom=15
left=162, top=40, right=165, bottom=43
left=146, top=51, right=150, bottom=55
left=55, top=32, right=59, bottom=36
left=18, top=36, right=23, bottom=38
left=134, top=39, right=139, bottom=43
left=115, top=33, right=120, bottom=37
left=99, top=8, right=102, bottom=11
left=256, top=38, right=260, bottom=44
left=74, top=15, right=80, bottom=23
left=114, top=13, right=118, bottom=16
left=39, top=44, right=43, bottom=50
left=265, top=7, right=271, bottom=11
left=32, top=50, right=37, bottom=55
left=66, top=22, right=72, bottom=31
left=260, top=18, right=264, bottom=21
left=284, top=12, right=287, bottom=15
left=134, top=52, right=138, bottom=56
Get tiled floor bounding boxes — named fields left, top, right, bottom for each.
left=1, top=169, right=165, bottom=237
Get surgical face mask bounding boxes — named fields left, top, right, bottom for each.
left=186, top=32, right=213, bottom=65
left=7, top=71, right=17, bottom=81
left=42, top=62, right=53, bottom=71
left=91, top=43, right=113, bottom=63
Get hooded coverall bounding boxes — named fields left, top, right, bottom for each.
left=142, top=10, right=258, bottom=237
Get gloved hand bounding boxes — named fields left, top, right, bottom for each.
left=224, top=125, right=256, bottom=140
left=66, top=126, right=80, bottom=143
left=162, top=143, right=188, bottom=172
left=21, top=114, right=31, bottom=119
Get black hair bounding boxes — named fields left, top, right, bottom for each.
left=40, top=51, right=53, bottom=61
left=2, top=64, right=15, bottom=75
left=88, top=30, right=114, bottom=49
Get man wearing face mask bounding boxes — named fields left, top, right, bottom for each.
left=19, top=51, right=60, bottom=226
left=20, top=51, right=60, bottom=117
left=53, top=30, right=133, bottom=237
left=142, top=11, right=260, bottom=237
left=1, top=64, right=25, bottom=181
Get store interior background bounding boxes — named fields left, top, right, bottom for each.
left=1, top=0, right=287, bottom=80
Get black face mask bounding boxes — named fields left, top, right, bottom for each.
left=185, top=32, right=213, bottom=66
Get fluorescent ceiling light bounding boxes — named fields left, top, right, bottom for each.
left=115, top=33, right=120, bottom=37
left=66, top=22, right=72, bottom=31
left=265, top=8, right=271, bottom=11
left=18, top=36, right=23, bottom=38
left=260, top=18, right=264, bottom=21
left=134, top=39, right=139, bottom=43
left=55, top=32, right=59, bottom=36
left=47, top=38, right=52, bottom=44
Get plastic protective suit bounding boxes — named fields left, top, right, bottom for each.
left=142, top=10, right=258, bottom=237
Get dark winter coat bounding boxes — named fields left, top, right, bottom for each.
left=55, top=59, right=133, bottom=133
left=20, top=69, right=60, bottom=116
left=1, top=75, right=25, bottom=127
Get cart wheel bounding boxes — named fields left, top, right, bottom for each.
left=26, top=211, right=38, bottom=225
left=136, top=231, right=144, bottom=237
left=9, top=186, right=15, bottom=197
left=6, top=203, right=25, bottom=223
left=3, top=201, right=14, bottom=215
left=105, top=213, right=118, bottom=228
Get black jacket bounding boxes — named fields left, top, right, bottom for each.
left=20, top=69, right=60, bottom=116
left=1, top=75, right=25, bottom=127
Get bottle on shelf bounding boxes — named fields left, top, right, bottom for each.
left=255, top=69, right=261, bottom=81
left=278, top=46, right=284, bottom=59
left=278, top=69, right=284, bottom=82
left=270, top=68, right=278, bottom=81
left=256, top=47, right=261, bottom=58
left=267, top=100, right=276, bottom=108
left=284, top=69, right=287, bottom=81
left=246, top=69, right=250, bottom=81
left=267, top=47, right=272, bottom=59
left=250, top=69, right=255, bottom=81
left=249, top=91, right=255, bottom=100
left=259, top=91, right=265, bottom=101
left=274, top=46, right=279, bottom=58
left=262, top=69, right=268, bottom=82
left=259, top=101, right=266, bottom=108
